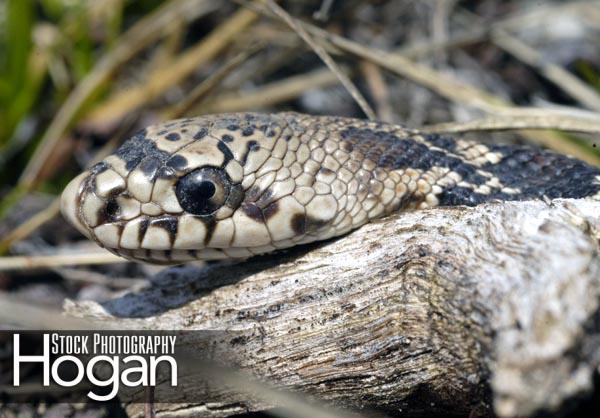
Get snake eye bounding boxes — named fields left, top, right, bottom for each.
left=176, top=167, right=230, bottom=215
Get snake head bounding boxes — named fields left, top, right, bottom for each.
left=61, top=113, right=352, bottom=264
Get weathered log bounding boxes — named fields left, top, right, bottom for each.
left=65, top=199, right=600, bottom=417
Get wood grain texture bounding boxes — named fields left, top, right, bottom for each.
left=65, top=198, right=600, bottom=417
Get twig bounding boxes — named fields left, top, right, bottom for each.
left=0, top=251, right=126, bottom=272
left=264, top=0, right=376, bottom=120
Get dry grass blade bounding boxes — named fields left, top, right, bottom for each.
left=0, top=251, right=126, bottom=272
left=18, top=0, right=216, bottom=190
left=264, top=0, right=376, bottom=120
left=422, top=114, right=600, bottom=135
left=84, top=6, right=259, bottom=127
left=163, top=42, right=267, bottom=119
left=198, top=67, right=341, bottom=113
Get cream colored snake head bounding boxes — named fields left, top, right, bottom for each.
left=61, top=112, right=600, bottom=264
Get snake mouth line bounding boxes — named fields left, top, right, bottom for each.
left=112, top=246, right=273, bottom=264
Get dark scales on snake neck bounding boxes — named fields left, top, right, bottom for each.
left=339, top=125, right=600, bottom=205
left=61, top=112, right=600, bottom=264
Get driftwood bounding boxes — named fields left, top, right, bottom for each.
left=65, top=199, right=600, bottom=417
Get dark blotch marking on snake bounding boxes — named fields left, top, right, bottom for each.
left=139, top=157, right=162, bottom=178
left=218, top=141, right=234, bottom=165
left=241, top=140, right=259, bottom=165
left=254, top=188, right=275, bottom=209
left=225, top=184, right=244, bottom=210
left=114, top=132, right=170, bottom=171
left=165, top=132, right=181, bottom=141
left=341, top=126, right=490, bottom=187
left=244, top=186, right=264, bottom=203
left=242, top=126, right=254, bottom=136
left=221, top=134, right=234, bottom=143
left=166, top=155, right=188, bottom=172
left=104, top=198, right=120, bottom=222
left=340, top=125, right=600, bottom=205
left=291, top=213, right=306, bottom=234
left=291, top=213, right=333, bottom=235
left=242, top=202, right=264, bottom=223
left=151, top=216, right=179, bottom=247
left=263, top=202, right=279, bottom=220
left=194, top=128, right=208, bottom=140
left=438, top=187, right=491, bottom=206
left=424, top=134, right=457, bottom=152
left=341, top=141, right=353, bottom=153
left=201, top=216, right=217, bottom=246
left=319, top=167, right=335, bottom=176
left=96, top=200, right=113, bottom=226
left=437, top=147, right=600, bottom=205
left=156, top=166, right=176, bottom=180
left=481, top=145, right=600, bottom=200
left=90, top=161, right=109, bottom=175
left=138, top=218, right=150, bottom=245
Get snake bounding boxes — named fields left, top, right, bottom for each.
left=61, top=112, right=600, bottom=264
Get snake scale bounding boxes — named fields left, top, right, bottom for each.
left=61, top=112, right=600, bottom=264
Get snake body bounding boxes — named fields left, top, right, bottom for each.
left=61, top=112, right=600, bottom=264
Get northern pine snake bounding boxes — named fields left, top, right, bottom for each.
left=61, top=112, right=600, bottom=264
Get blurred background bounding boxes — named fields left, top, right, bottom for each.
left=1, top=0, right=600, bottom=415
